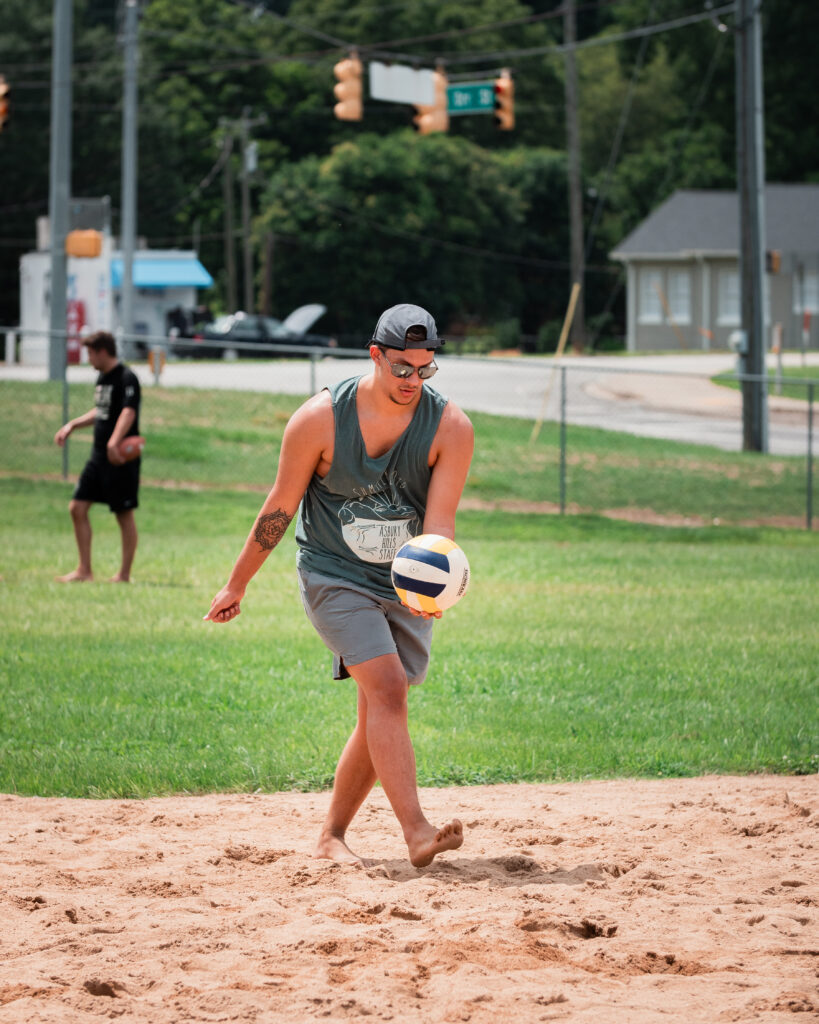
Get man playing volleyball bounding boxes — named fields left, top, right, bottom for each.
left=205, top=304, right=474, bottom=867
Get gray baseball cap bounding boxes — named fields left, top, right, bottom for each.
left=370, top=303, right=445, bottom=350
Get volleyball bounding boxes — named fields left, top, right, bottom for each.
left=391, top=534, right=470, bottom=614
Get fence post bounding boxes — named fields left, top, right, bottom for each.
left=808, top=382, right=814, bottom=531
left=4, top=331, right=15, bottom=364
left=310, top=351, right=318, bottom=395
left=559, top=365, right=567, bottom=515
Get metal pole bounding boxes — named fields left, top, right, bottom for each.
left=222, top=131, right=237, bottom=314
left=240, top=110, right=254, bottom=314
left=48, top=0, right=72, bottom=382
left=736, top=0, right=768, bottom=452
left=310, top=351, right=317, bottom=395
left=808, top=382, right=814, bottom=531
left=559, top=365, right=567, bottom=514
left=62, top=376, right=69, bottom=479
left=120, top=0, right=139, bottom=356
left=563, top=0, right=585, bottom=353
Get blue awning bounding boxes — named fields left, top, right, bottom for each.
left=111, top=256, right=213, bottom=289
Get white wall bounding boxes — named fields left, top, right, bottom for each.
left=20, top=241, right=114, bottom=365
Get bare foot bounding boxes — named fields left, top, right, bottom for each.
left=313, top=830, right=364, bottom=867
left=55, top=570, right=93, bottom=583
left=108, top=575, right=131, bottom=583
left=408, top=819, right=464, bottom=868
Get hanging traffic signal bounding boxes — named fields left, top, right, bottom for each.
left=333, top=54, right=363, bottom=122
left=493, top=69, right=514, bottom=130
left=0, top=76, right=9, bottom=133
left=412, top=69, right=449, bottom=135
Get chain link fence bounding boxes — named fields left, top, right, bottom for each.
left=2, top=327, right=817, bottom=530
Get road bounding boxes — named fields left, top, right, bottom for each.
left=3, top=350, right=817, bottom=456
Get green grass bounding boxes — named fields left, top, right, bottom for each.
left=1, top=379, right=814, bottom=524
left=1, top=477, right=816, bottom=797
left=713, top=364, right=819, bottom=403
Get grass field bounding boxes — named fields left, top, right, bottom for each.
left=713, top=364, right=819, bottom=403
left=1, top=470, right=816, bottom=797
left=1, top=378, right=816, bottom=797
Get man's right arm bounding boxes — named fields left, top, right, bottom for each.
left=204, top=393, right=332, bottom=624
left=54, top=408, right=97, bottom=446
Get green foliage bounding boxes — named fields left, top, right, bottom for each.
left=257, top=131, right=528, bottom=332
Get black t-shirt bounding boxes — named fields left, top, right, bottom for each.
left=92, top=363, right=141, bottom=452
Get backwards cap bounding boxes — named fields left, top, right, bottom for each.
left=371, top=303, right=444, bottom=350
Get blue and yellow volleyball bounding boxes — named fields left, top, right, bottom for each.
left=391, top=534, right=470, bottom=614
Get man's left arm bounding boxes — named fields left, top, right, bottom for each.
left=423, top=402, right=475, bottom=539
left=106, top=407, right=137, bottom=465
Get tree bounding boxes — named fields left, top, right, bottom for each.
left=256, top=131, right=526, bottom=335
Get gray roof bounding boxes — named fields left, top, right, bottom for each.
left=611, top=184, right=819, bottom=259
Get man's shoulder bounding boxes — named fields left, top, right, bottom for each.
left=290, top=388, right=334, bottom=430
left=433, top=397, right=473, bottom=445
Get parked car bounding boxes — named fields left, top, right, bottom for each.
left=176, top=304, right=337, bottom=359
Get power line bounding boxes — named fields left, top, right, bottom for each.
left=432, top=3, right=738, bottom=66
left=3, top=2, right=738, bottom=81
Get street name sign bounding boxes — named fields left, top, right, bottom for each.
left=447, top=82, right=495, bottom=115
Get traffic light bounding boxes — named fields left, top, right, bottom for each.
left=766, top=249, right=781, bottom=274
left=493, top=69, right=514, bottom=130
left=65, top=230, right=103, bottom=258
left=413, top=69, right=449, bottom=135
left=0, top=76, right=9, bottom=133
left=333, top=54, right=363, bottom=122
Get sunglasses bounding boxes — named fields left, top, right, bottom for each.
left=382, top=351, right=438, bottom=380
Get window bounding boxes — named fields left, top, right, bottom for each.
left=794, top=270, right=819, bottom=314
left=667, top=270, right=691, bottom=324
left=638, top=269, right=663, bottom=324
left=717, top=270, right=740, bottom=325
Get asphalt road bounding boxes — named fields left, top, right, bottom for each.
left=4, top=350, right=817, bottom=456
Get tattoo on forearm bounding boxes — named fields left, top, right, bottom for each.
left=254, top=509, right=292, bottom=551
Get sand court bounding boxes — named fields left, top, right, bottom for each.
left=2, top=774, right=817, bottom=1022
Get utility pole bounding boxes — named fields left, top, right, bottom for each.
left=48, top=0, right=72, bottom=382
left=221, top=129, right=237, bottom=314
left=563, top=0, right=585, bottom=353
left=735, top=0, right=768, bottom=452
left=240, top=112, right=253, bottom=313
left=120, top=0, right=139, bottom=353
left=260, top=231, right=274, bottom=316
left=239, top=109, right=265, bottom=313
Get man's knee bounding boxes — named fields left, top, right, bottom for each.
left=356, top=659, right=409, bottom=715
left=68, top=499, right=90, bottom=522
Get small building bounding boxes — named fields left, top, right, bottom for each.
left=19, top=209, right=213, bottom=365
left=610, top=184, right=819, bottom=352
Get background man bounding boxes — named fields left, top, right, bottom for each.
left=54, top=331, right=141, bottom=583
left=205, top=304, right=474, bottom=868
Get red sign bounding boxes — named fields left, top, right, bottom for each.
left=66, top=299, right=86, bottom=365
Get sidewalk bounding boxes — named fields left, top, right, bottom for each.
left=577, top=352, right=819, bottom=422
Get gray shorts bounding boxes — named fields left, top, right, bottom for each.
left=297, top=568, right=433, bottom=685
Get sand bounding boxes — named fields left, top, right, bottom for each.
left=2, top=775, right=817, bottom=1023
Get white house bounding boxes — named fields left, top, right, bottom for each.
left=610, top=184, right=819, bottom=352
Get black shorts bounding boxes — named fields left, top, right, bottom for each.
left=73, top=454, right=140, bottom=513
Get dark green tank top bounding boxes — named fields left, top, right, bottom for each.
left=295, top=375, right=448, bottom=600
